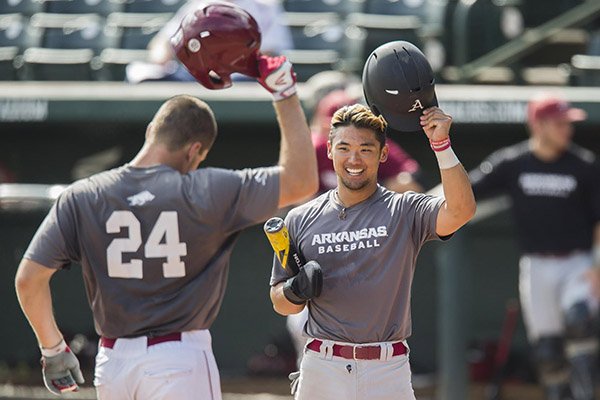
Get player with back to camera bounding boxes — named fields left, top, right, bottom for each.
left=14, top=3, right=317, bottom=399
left=268, top=41, right=476, bottom=400
left=470, top=93, right=600, bottom=400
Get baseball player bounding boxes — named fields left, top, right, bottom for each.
left=268, top=42, right=474, bottom=400
left=287, top=84, right=424, bottom=366
left=470, top=94, right=600, bottom=400
left=13, top=5, right=317, bottom=399
left=269, top=100, right=475, bottom=399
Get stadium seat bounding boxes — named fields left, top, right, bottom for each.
left=44, top=0, right=123, bottom=16
left=521, top=0, right=584, bottom=28
left=284, top=12, right=345, bottom=52
left=345, top=12, right=421, bottom=67
left=450, top=0, right=519, bottom=65
left=521, top=65, right=570, bottom=86
left=570, top=54, right=600, bottom=86
left=283, top=0, right=362, bottom=14
left=93, top=48, right=149, bottom=80
left=124, top=0, right=186, bottom=13
left=0, top=0, right=43, bottom=15
left=0, top=13, right=41, bottom=49
left=30, top=13, right=119, bottom=53
left=364, top=0, right=425, bottom=18
left=283, top=49, right=338, bottom=81
left=106, top=12, right=171, bottom=49
left=0, top=46, right=17, bottom=79
left=20, top=47, right=94, bottom=80
left=520, top=28, right=587, bottom=72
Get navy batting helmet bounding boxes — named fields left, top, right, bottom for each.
left=362, top=41, right=438, bottom=132
left=171, top=2, right=261, bottom=90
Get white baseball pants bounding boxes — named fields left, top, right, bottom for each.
left=94, top=330, right=221, bottom=400
left=295, top=340, right=416, bottom=400
left=519, top=251, right=597, bottom=341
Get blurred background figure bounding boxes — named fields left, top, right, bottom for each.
left=469, top=93, right=600, bottom=400
left=126, top=0, right=293, bottom=83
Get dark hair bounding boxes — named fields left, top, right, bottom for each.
left=149, top=95, right=217, bottom=151
left=329, top=104, right=387, bottom=148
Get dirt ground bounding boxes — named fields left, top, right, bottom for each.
left=0, top=378, right=547, bottom=400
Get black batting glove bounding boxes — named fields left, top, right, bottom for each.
left=283, top=261, right=323, bottom=305
left=41, top=341, right=84, bottom=395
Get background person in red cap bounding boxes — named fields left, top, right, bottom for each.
left=470, top=93, right=600, bottom=400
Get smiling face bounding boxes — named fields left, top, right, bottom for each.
left=327, top=125, right=388, bottom=193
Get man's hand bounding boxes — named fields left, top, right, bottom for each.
left=283, top=261, right=323, bottom=305
left=420, top=107, right=452, bottom=142
left=257, top=54, right=297, bottom=101
left=41, top=344, right=84, bottom=395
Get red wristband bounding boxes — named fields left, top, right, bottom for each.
left=430, top=137, right=451, bottom=152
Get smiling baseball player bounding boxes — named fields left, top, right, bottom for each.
left=268, top=41, right=475, bottom=400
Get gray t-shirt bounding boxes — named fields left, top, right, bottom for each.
left=25, top=164, right=280, bottom=338
left=270, top=186, right=445, bottom=343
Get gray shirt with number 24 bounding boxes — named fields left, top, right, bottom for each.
left=271, top=186, right=445, bottom=343
left=25, top=164, right=280, bottom=339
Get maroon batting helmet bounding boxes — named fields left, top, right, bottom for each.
left=170, top=2, right=261, bottom=89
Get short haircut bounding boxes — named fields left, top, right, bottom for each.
left=329, top=104, right=387, bottom=148
left=148, top=95, right=217, bottom=151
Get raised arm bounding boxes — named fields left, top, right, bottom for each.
left=420, top=107, right=476, bottom=236
left=257, top=55, right=318, bottom=208
left=273, top=95, right=319, bottom=207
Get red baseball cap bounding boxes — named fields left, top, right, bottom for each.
left=527, top=95, right=587, bottom=123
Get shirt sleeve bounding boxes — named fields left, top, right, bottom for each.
left=23, top=189, right=80, bottom=269
left=401, top=192, right=446, bottom=247
left=207, top=167, right=281, bottom=233
left=469, top=149, right=511, bottom=200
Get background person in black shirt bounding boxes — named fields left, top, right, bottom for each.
left=470, top=93, right=600, bottom=400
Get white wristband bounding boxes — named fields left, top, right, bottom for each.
left=40, top=339, right=67, bottom=357
left=434, top=146, right=460, bottom=170
left=272, top=84, right=297, bottom=102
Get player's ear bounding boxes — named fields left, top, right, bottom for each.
left=198, top=147, right=209, bottom=163
left=379, top=144, right=388, bottom=163
left=187, top=141, right=203, bottom=161
left=327, top=141, right=333, bottom=160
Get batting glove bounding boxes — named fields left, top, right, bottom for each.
left=40, top=340, right=84, bottom=395
left=283, top=261, right=323, bottom=305
left=257, top=54, right=297, bottom=102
